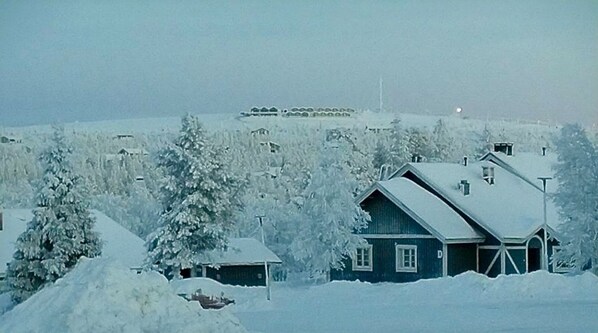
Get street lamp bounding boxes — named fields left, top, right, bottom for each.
left=537, top=177, right=552, bottom=271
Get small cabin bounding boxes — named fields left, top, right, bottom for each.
left=251, top=128, right=270, bottom=136
left=259, top=141, right=280, bottom=153
left=0, top=135, right=22, bottom=144
left=181, top=238, right=282, bottom=287
left=117, top=148, right=149, bottom=156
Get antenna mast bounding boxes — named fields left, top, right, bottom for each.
left=379, top=77, right=383, bottom=112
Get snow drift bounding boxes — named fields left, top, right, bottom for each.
left=0, top=258, right=247, bottom=333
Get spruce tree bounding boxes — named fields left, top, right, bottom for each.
left=552, top=124, right=598, bottom=273
left=290, top=148, right=369, bottom=278
left=6, top=127, right=102, bottom=303
left=146, top=114, right=239, bottom=278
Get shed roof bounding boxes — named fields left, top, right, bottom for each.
left=196, top=238, right=281, bottom=266
left=359, top=178, right=484, bottom=243
left=0, top=209, right=146, bottom=275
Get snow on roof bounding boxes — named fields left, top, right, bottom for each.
left=196, top=238, right=281, bottom=266
left=0, top=209, right=146, bottom=275
left=481, top=151, right=558, bottom=193
left=397, top=162, right=562, bottom=242
left=374, top=178, right=484, bottom=242
left=118, top=148, right=149, bottom=155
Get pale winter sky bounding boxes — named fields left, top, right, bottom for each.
left=0, top=1, right=596, bottom=126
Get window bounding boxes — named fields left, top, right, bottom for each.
left=552, top=246, right=572, bottom=273
left=352, top=245, right=373, bottom=271
left=396, top=245, right=417, bottom=273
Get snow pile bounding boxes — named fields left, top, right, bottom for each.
left=398, top=270, right=598, bottom=303
left=0, top=258, right=247, bottom=333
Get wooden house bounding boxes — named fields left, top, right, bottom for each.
left=181, top=238, right=282, bottom=287
left=259, top=141, right=280, bottom=153
left=0, top=135, right=22, bottom=144
left=333, top=155, right=566, bottom=283
left=251, top=128, right=270, bottom=136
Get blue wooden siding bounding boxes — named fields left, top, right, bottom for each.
left=447, top=244, right=477, bottom=276
left=331, top=238, right=443, bottom=283
left=359, top=190, right=430, bottom=235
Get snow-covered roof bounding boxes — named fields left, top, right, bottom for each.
left=196, top=238, right=281, bottom=266
left=363, top=178, right=484, bottom=243
left=395, top=162, right=563, bottom=242
left=0, top=209, right=146, bottom=275
left=480, top=151, right=558, bottom=193
left=117, top=148, right=149, bottom=155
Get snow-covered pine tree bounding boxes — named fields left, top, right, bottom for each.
left=290, top=148, right=370, bottom=279
left=390, top=118, right=410, bottom=168
left=552, top=124, right=598, bottom=273
left=146, top=114, right=240, bottom=278
left=431, top=119, right=455, bottom=162
left=6, top=126, right=102, bottom=303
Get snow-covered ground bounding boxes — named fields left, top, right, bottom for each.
left=2, top=259, right=597, bottom=332
left=174, top=272, right=598, bottom=333
left=0, top=258, right=247, bottom=333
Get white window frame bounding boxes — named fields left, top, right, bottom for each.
left=552, top=246, right=573, bottom=273
left=352, top=244, right=373, bottom=271
left=396, top=244, right=418, bottom=273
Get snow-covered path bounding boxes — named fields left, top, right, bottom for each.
left=224, top=272, right=598, bottom=333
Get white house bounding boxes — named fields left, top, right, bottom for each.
left=0, top=209, right=146, bottom=280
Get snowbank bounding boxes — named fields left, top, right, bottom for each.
left=0, top=258, right=247, bottom=333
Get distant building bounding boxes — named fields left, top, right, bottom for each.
left=259, top=141, right=280, bottom=153
left=114, top=134, right=134, bottom=140
left=117, top=148, right=149, bottom=156
left=251, top=128, right=270, bottom=136
left=0, top=135, right=22, bottom=144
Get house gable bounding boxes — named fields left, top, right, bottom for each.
left=360, top=190, right=430, bottom=236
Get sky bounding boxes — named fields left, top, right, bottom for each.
left=0, top=1, right=596, bottom=126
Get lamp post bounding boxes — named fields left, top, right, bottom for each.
left=538, top=177, right=552, bottom=271
left=256, top=215, right=271, bottom=300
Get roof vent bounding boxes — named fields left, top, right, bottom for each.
left=378, top=164, right=393, bottom=181
left=482, top=165, right=495, bottom=185
left=459, top=180, right=470, bottom=196
left=463, top=156, right=468, bottom=166
left=0, top=210, right=3, bottom=231
left=493, top=142, right=513, bottom=156
left=542, top=147, right=547, bottom=156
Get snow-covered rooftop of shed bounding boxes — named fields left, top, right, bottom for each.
left=376, top=178, right=484, bottom=242
left=196, top=238, right=281, bottom=266
left=0, top=209, right=146, bottom=275
left=398, top=162, right=562, bottom=241
left=481, top=151, right=558, bottom=193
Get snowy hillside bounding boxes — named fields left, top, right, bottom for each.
left=0, top=258, right=247, bottom=333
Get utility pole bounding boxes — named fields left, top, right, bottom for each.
left=538, top=177, right=552, bottom=271
left=256, top=215, right=271, bottom=300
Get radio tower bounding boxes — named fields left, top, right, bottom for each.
left=379, top=77, right=384, bottom=112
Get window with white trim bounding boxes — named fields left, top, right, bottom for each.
left=396, top=245, right=417, bottom=273
left=552, top=246, right=572, bottom=273
left=352, top=244, right=373, bottom=271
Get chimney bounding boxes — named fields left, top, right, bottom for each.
left=0, top=210, right=3, bottom=231
left=493, top=143, right=513, bottom=156
left=463, top=156, right=468, bottom=166
left=459, top=180, right=470, bottom=196
left=542, top=147, right=547, bottom=156
left=411, top=154, right=422, bottom=163
left=482, top=165, right=495, bottom=185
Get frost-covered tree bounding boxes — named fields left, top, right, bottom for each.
left=6, top=127, right=102, bottom=303
left=552, top=124, right=598, bottom=273
left=290, top=149, right=369, bottom=278
left=431, top=119, right=455, bottom=162
left=390, top=118, right=409, bottom=167
left=146, top=114, right=240, bottom=278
